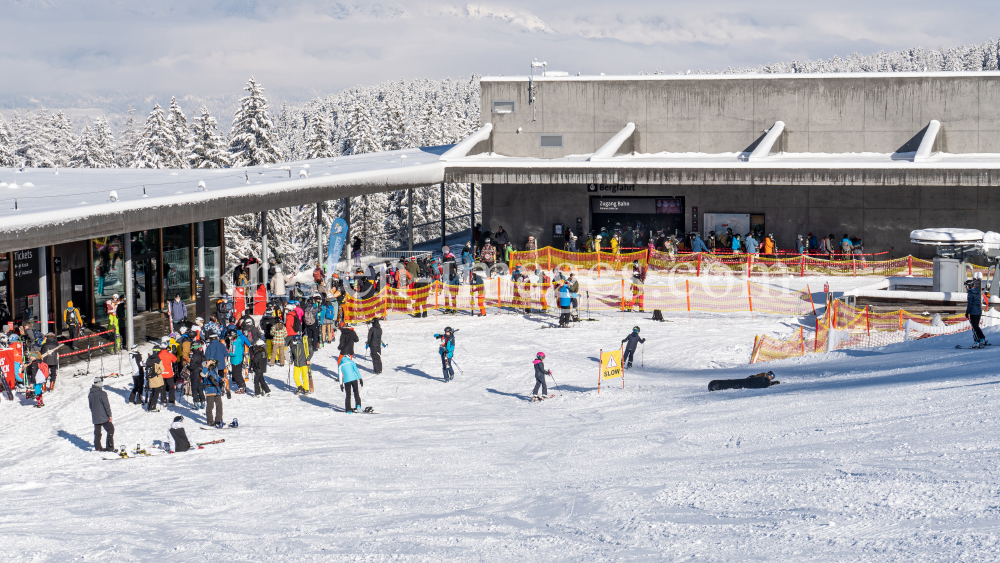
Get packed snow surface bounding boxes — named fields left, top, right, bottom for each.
left=2, top=277, right=999, bottom=561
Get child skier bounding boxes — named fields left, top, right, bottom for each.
left=338, top=356, right=363, bottom=413
left=532, top=352, right=551, bottom=401
left=433, top=327, right=455, bottom=382
left=26, top=352, right=49, bottom=407
left=621, top=326, right=645, bottom=369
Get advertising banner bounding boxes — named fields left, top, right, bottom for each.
left=326, top=218, right=350, bottom=281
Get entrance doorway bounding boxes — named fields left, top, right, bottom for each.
left=590, top=196, right=685, bottom=249
left=133, top=257, right=159, bottom=314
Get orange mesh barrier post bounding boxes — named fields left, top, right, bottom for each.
left=815, top=317, right=819, bottom=352
left=497, top=278, right=501, bottom=315
left=547, top=251, right=551, bottom=272
left=598, top=348, right=602, bottom=394
left=685, top=279, right=691, bottom=318
left=621, top=279, right=625, bottom=319
left=800, top=255, right=805, bottom=277
left=908, top=255, right=912, bottom=276
left=751, top=335, right=759, bottom=363
left=597, top=248, right=601, bottom=277
left=833, top=300, right=837, bottom=329
left=746, top=253, right=751, bottom=277
left=807, top=284, right=816, bottom=315
left=898, top=309, right=903, bottom=330
left=747, top=280, right=754, bottom=319
left=800, top=327, right=805, bottom=356
left=435, top=283, right=439, bottom=317
left=866, top=305, right=871, bottom=345
left=697, top=253, right=702, bottom=277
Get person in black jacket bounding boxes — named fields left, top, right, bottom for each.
left=40, top=333, right=60, bottom=391
left=249, top=339, right=271, bottom=396
left=89, top=377, right=114, bottom=451
left=127, top=345, right=145, bottom=405
left=621, top=326, right=646, bottom=369
left=338, top=325, right=359, bottom=363
left=366, top=319, right=384, bottom=374
left=188, top=341, right=206, bottom=409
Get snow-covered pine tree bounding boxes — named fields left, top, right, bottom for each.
left=93, top=117, right=117, bottom=167
left=50, top=110, right=77, bottom=168
left=305, top=106, right=336, bottom=159
left=229, top=76, right=283, bottom=167
left=189, top=107, right=232, bottom=169
left=70, top=124, right=109, bottom=168
left=167, top=97, right=192, bottom=169
left=0, top=115, right=15, bottom=167
left=116, top=106, right=142, bottom=168
left=15, top=107, right=56, bottom=168
left=133, top=103, right=179, bottom=169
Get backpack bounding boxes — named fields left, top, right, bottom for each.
left=304, top=307, right=317, bottom=326
left=652, top=310, right=664, bottom=322
left=67, top=308, right=79, bottom=325
left=291, top=312, right=302, bottom=334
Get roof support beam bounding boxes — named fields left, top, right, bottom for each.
left=745, top=121, right=785, bottom=161
left=913, top=120, right=941, bottom=162
left=588, top=123, right=636, bottom=161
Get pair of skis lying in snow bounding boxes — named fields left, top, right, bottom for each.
left=102, top=439, right=225, bottom=460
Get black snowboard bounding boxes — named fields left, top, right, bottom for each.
left=708, top=374, right=780, bottom=392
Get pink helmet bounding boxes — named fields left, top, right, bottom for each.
left=536, top=352, right=545, bottom=359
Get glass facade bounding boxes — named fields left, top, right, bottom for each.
left=129, top=230, right=160, bottom=315
left=163, top=225, right=192, bottom=302
left=92, top=236, right=126, bottom=322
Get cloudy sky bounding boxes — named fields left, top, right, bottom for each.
left=0, top=0, right=996, bottom=110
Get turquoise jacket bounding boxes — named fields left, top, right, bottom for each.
left=339, top=357, right=361, bottom=383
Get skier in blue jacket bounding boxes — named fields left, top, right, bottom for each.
left=338, top=356, right=363, bottom=413
left=557, top=281, right=574, bottom=327
left=745, top=234, right=759, bottom=255
left=228, top=330, right=253, bottom=393
left=204, top=334, right=229, bottom=382
left=433, top=327, right=455, bottom=381
left=691, top=233, right=709, bottom=253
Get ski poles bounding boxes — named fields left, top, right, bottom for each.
left=450, top=358, right=465, bottom=376
left=548, top=370, right=562, bottom=396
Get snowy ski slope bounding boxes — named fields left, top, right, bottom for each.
left=2, top=277, right=998, bottom=561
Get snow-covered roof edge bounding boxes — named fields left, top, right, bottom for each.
left=482, top=71, right=1000, bottom=82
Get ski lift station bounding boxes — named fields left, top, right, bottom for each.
left=4, top=70, right=1000, bottom=342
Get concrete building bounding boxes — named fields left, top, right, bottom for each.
left=453, top=72, right=1000, bottom=258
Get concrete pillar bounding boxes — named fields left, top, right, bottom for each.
left=408, top=188, right=414, bottom=252
left=440, top=182, right=446, bottom=249
left=259, top=211, right=267, bottom=283
left=197, top=222, right=205, bottom=279
left=124, top=232, right=135, bottom=349
left=316, top=202, right=323, bottom=267
left=38, top=246, right=48, bottom=335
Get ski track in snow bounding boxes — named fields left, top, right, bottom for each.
left=3, top=277, right=1000, bottom=561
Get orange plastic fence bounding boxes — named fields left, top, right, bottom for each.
left=507, top=247, right=985, bottom=278
left=750, top=300, right=971, bottom=364
left=342, top=279, right=816, bottom=323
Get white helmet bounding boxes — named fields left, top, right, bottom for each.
left=112, top=293, right=119, bottom=300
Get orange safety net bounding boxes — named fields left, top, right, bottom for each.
left=750, top=300, right=972, bottom=364
left=341, top=278, right=816, bottom=322
left=505, top=247, right=984, bottom=278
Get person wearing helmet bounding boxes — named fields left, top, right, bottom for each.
left=532, top=352, right=552, bottom=401
left=201, top=359, right=226, bottom=427
left=338, top=354, right=363, bottom=413
left=480, top=238, right=497, bottom=269
left=127, top=344, right=145, bottom=405
left=966, top=275, right=989, bottom=347
left=433, top=327, right=455, bottom=382
left=40, top=332, right=60, bottom=392
left=105, top=293, right=123, bottom=350
left=621, top=326, right=646, bottom=369
left=63, top=300, right=84, bottom=349
left=249, top=338, right=270, bottom=396
left=166, top=415, right=192, bottom=453
left=289, top=334, right=312, bottom=395
left=188, top=341, right=206, bottom=409
left=145, top=345, right=166, bottom=412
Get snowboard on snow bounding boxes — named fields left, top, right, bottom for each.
left=530, top=395, right=556, bottom=402
left=708, top=375, right=780, bottom=392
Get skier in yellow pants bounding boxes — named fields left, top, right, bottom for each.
left=289, top=334, right=311, bottom=396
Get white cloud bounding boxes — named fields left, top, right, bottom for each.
left=0, top=0, right=997, bottom=112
